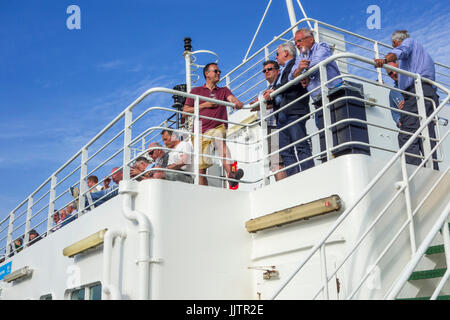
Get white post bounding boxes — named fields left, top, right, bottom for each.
left=24, top=196, right=33, bottom=247
left=319, top=64, right=333, bottom=161
left=6, top=211, right=15, bottom=257
left=320, top=244, right=329, bottom=299
left=401, top=153, right=417, bottom=255
left=184, top=50, right=193, bottom=133
left=79, top=147, right=88, bottom=214
left=184, top=51, right=192, bottom=96
left=193, top=96, right=200, bottom=185
left=123, top=109, right=133, bottom=181
left=259, top=93, right=270, bottom=186
left=374, top=42, right=383, bottom=84
left=285, top=0, right=298, bottom=37
left=313, top=20, right=320, bottom=43
left=414, top=77, right=433, bottom=168
left=47, top=175, right=57, bottom=234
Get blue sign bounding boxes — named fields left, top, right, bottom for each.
left=0, top=262, right=12, bottom=280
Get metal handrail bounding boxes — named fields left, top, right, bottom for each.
left=3, top=13, right=450, bottom=286
left=385, top=202, right=450, bottom=299
left=269, top=59, right=449, bottom=298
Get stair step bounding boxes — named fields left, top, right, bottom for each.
left=397, top=295, right=450, bottom=301
left=425, top=244, right=445, bottom=255
left=409, top=268, right=447, bottom=281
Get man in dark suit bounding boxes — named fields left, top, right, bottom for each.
left=264, top=41, right=314, bottom=176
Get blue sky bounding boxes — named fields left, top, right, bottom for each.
left=0, top=0, right=449, bottom=225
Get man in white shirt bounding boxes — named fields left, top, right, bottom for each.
left=161, top=129, right=194, bottom=184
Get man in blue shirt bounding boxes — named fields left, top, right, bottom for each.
left=374, top=30, right=439, bottom=170
left=263, top=42, right=314, bottom=176
left=292, top=28, right=374, bottom=163
left=290, top=29, right=342, bottom=98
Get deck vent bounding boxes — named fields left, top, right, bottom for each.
left=3, top=266, right=33, bottom=283
left=63, top=229, right=108, bottom=258
left=245, top=195, right=342, bottom=233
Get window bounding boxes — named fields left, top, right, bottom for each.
left=89, top=283, right=102, bottom=300
left=68, top=282, right=102, bottom=300
left=71, top=288, right=85, bottom=300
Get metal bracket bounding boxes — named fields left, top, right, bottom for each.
left=135, top=258, right=162, bottom=264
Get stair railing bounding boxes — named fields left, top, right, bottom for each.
left=385, top=202, right=450, bottom=300
left=270, top=53, right=450, bottom=300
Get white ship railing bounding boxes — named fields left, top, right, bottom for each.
left=386, top=202, right=450, bottom=300
left=266, top=57, right=450, bottom=299
left=1, top=18, right=449, bottom=300
left=219, top=18, right=449, bottom=107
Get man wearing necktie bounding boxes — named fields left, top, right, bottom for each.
left=251, top=60, right=286, bottom=181
left=263, top=42, right=315, bottom=177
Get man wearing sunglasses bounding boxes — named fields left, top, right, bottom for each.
left=251, top=60, right=286, bottom=181
left=183, top=63, right=244, bottom=187
left=374, top=30, right=439, bottom=170
left=262, top=42, right=315, bottom=177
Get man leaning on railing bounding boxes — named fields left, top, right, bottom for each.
left=374, top=30, right=439, bottom=170
left=73, top=168, right=123, bottom=209
left=183, top=62, right=244, bottom=187
left=263, top=42, right=314, bottom=176
left=291, top=28, right=342, bottom=162
left=251, top=60, right=286, bottom=181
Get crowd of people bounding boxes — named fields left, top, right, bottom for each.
left=251, top=28, right=440, bottom=177
left=6, top=28, right=441, bottom=260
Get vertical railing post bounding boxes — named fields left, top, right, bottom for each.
left=47, top=175, right=57, bottom=234
left=414, top=76, right=433, bottom=168
left=285, top=0, right=298, bottom=38
left=319, top=64, right=333, bottom=161
left=193, top=96, right=200, bottom=185
left=6, top=211, right=15, bottom=258
left=225, top=75, right=232, bottom=120
left=320, top=244, right=329, bottom=300
left=313, top=20, right=320, bottom=43
left=184, top=51, right=192, bottom=95
left=79, top=147, right=88, bottom=214
left=23, top=196, right=33, bottom=247
left=401, top=153, right=417, bottom=255
left=123, top=109, right=133, bottom=181
left=374, top=42, right=383, bottom=84
left=259, top=93, right=270, bottom=186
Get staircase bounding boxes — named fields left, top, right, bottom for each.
left=396, top=223, right=450, bottom=300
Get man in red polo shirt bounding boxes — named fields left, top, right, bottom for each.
left=183, top=62, right=244, bottom=187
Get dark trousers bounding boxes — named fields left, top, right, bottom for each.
left=277, top=111, right=314, bottom=176
left=399, top=83, right=439, bottom=170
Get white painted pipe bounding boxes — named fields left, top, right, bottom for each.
left=102, top=229, right=126, bottom=300
left=120, top=180, right=152, bottom=300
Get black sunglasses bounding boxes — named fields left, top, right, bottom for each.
left=210, top=69, right=221, bottom=74
left=148, top=150, right=155, bottom=156
left=262, top=67, right=274, bottom=74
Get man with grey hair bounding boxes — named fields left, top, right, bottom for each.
left=263, top=41, right=314, bottom=176
left=291, top=28, right=343, bottom=162
left=374, top=30, right=439, bottom=170
left=160, top=129, right=194, bottom=184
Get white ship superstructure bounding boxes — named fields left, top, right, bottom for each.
left=0, top=1, right=449, bottom=300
